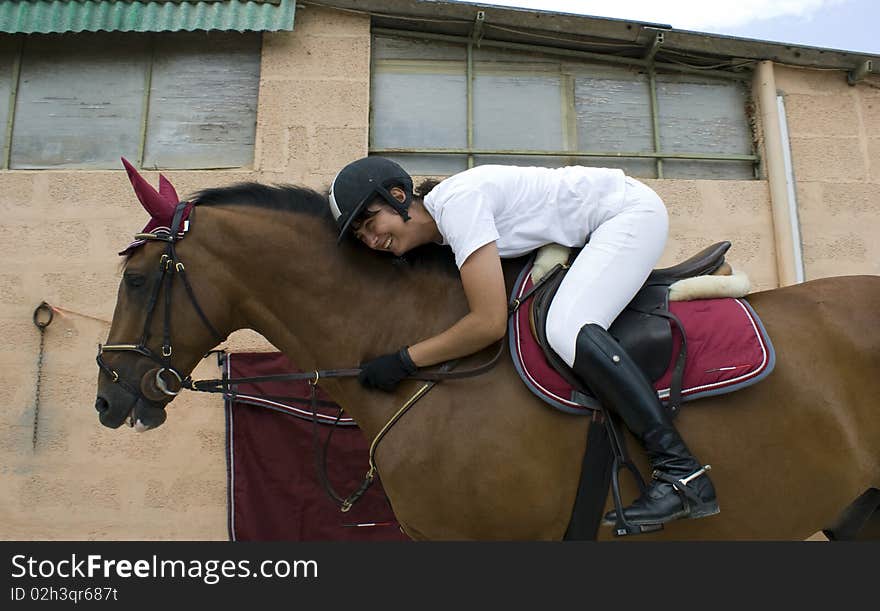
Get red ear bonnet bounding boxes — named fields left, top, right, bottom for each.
left=119, top=157, right=189, bottom=255
left=121, top=156, right=178, bottom=228
left=158, top=173, right=180, bottom=207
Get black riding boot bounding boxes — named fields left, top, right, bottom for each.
left=572, top=323, right=719, bottom=526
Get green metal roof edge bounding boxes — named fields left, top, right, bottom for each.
left=0, top=0, right=296, bottom=34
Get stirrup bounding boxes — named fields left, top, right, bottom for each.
left=583, top=398, right=663, bottom=537
left=609, top=455, right=664, bottom=537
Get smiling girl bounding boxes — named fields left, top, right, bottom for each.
left=328, top=156, right=718, bottom=528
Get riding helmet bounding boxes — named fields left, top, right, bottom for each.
left=329, top=156, right=413, bottom=243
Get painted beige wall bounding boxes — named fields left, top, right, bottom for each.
left=0, top=6, right=871, bottom=540
left=775, top=65, right=880, bottom=280
left=0, top=6, right=369, bottom=541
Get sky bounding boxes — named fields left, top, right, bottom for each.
left=450, top=0, right=879, bottom=54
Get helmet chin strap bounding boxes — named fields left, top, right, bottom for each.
left=379, top=186, right=412, bottom=222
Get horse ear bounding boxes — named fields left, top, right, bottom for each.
left=120, top=157, right=175, bottom=221
left=158, top=174, right=180, bottom=205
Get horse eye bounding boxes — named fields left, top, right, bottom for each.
left=124, top=273, right=146, bottom=288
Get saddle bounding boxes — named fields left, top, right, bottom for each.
left=511, top=241, right=776, bottom=539
left=528, top=241, right=731, bottom=412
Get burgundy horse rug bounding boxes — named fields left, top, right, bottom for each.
left=224, top=352, right=409, bottom=541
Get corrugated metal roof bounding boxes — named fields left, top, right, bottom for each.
left=319, top=0, right=879, bottom=71
left=0, top=0, right=296, bottom=34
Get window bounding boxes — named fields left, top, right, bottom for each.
left=0, top=31, right=261, bottom=170
left=0, top=36, right=17, bottom=163
left=370, top=33, right=756, bottom=179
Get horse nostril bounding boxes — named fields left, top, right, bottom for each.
left=95, top=396, right=110, bottom=413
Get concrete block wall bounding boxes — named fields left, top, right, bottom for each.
left=255, top=6, right=370, bottom=189
left=651, top=179, right=776, bottom=291
left=0, top=5, right=870, bottom=540
left=0, top=6, right=371, bottom=540
left=776, top=65, right=880, bottom=280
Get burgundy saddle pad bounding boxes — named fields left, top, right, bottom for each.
left=508, top=263, right=776, bottom=415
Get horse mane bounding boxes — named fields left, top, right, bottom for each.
left=386, top=242, right=458, bottom=276
left=190, top=181, right=459, bottom=276
left=190, top=182, right=332, bottom=221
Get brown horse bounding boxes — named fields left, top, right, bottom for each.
left=95, top=178, right=880, bottom=541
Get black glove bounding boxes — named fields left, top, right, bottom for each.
left=358, top=347, right=418, bottom=392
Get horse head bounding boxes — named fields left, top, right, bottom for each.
left=94, top=159, right=232, bottom=432
left=96, top=164, right=466, bottom=435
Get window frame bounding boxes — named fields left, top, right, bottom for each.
left=369, top=28, right=759, bottom=178
left=1, top=31, right=260, bottom=170
left=1, top=35, right=23, bottom=169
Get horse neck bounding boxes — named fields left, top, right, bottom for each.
left=195, top=205, right=469, bottom=419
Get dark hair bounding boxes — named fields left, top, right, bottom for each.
left=350, top=177, right=441, bottom=230
left=350, top=203, right=380, bottom=232
left=414, top=178, right=442, bottom=199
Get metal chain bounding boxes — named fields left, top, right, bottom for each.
left=31, top=302, right=54, bottom=451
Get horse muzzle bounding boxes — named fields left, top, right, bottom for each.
left=95, top=369, right=173, bottom=430
left=95, top=348, right=183, bottom=430
left=95, top=392, right=169, bottom=431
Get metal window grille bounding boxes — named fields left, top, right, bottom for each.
left=370, top=29, right=758, bottom=179
left=1, top=31, right=259, bottom=170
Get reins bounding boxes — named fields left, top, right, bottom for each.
left=315, top=363, right=455, bottom=512
left=185, top=338, right=505, bottom=393
left=185, top=324, right=507, bottom=512
left=99, top=202, right=508, bottom=511
left=187, top=354, right=497, bottom=512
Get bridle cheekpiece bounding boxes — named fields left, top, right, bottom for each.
left=96, top=201, right=224, bottom=410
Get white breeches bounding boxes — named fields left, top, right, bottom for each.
left=546, top=177, right=669, bottom=367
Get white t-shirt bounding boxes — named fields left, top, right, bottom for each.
left=422, top=165, right=628, bottom=268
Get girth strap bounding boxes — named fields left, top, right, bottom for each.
left=564, top=409, right=615, bottom=540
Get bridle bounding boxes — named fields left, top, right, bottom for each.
left=96, top=199, right=504, bottom=508
left=96, top=202, right=224, bottom=407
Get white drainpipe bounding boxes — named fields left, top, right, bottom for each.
left=754, top=61, right=805, bottom=286
left=776, top=94, right=805, bottom=284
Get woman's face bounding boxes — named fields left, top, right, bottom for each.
left=351, top=202, right=413, bottom=256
